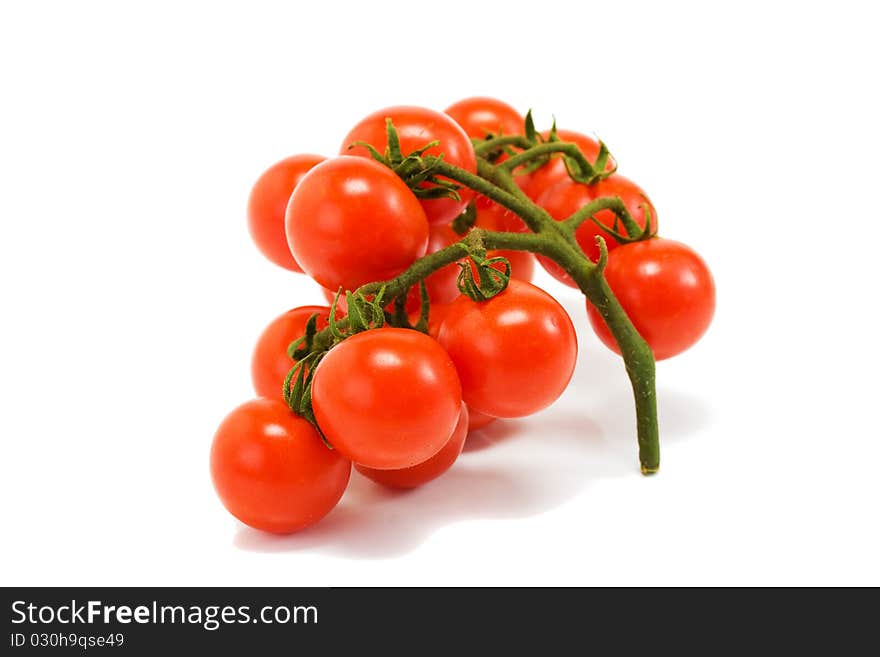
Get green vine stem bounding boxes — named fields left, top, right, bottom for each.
left=298, top=141, right=661, bottom=474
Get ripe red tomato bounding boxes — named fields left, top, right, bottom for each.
left=341, top=106, right=477, bottom=226
left=535, top=174, right=656, bottom=287
left=210, top=398, right=350, bottom=533
left=312, top=328, right=462, bottom=469
left=286, top=156, right=429, bottom=291
left=355, top=403, right=468, bottom=489
left=586, top=238, right=715, bottom=360
left=473, top=201, right=535, bottom=283
left=467, top=407, right=496, bottom=431
left=251, top=305, right=332, bottom=400
left=444, top=97, right=524, bottom=139
left=438, top=280, right=577, bottom=418
left=247, top=154, right=325, bottom=272
left=525, top=129, right=616, bottom=200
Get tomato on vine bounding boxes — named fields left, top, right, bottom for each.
left=247, top=154, right=325, bottom=272
left=524, top=129, right=615, bottom=200
left=473, top=200, right=535, bottom=283
left=535, top=174, right=656, bottom=286
left=251, top=305, right=333, bottom=400
left=586, top=238, right=715, bottom=360
left=285, top=156, right=429, bottom=291
left=341, top=106, right=477, bottom=225
left=356, top=403, right=469, bottom=489
left=438, top=280, right=577, bottom=418
left=312, top=328, right=462, bottom=469
left=444, top=97, right=524, bottom=139
left=210, top=399, right=350, bottom=533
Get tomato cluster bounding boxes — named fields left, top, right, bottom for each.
left=217, top=97, right=715, bottom=534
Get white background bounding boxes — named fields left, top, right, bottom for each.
left=1, top=1, right=878, bottom=586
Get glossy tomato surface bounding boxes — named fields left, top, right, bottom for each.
left=312, top=328, right=462, bottom=469
left=285, top=156, right=428, bottom=291
left=355, top=403, right=468, bottom=489
left=586, top=238, right=715, bottom=360
left=341, top=106, right=477, bottom=225
left=438, top=280, right=577, bottom=418
left=210, top=399, right=350, bottom=533
left=251, top=305, right=332, bottom=400
left=247, top=154, right=325, bottom=272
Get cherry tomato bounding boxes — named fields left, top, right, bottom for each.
left=525, top=129, right=616, bottom=200
left=210, top=399, right=350, bottom=534
left=535, top=174, right=656, bottom=287
left=467, top=407, right=497, bottom=431
left=355, top=403, right=468, bottom=489
left=286, top=156, right=429, bottom=291
left=247, top=154, right=325, bottom=272
left=312, top=328, right=462, bottom=469
left=444, top=97, right=524, bottom=139
left=251, top=305, right=332, bottom=400
left=438, top=280, right=577, bottom=418
left=341, top=106, right=477, bottom=226
left=586, top=238, right=715, bottom=360
left=474, top=201, right=535, bottom=283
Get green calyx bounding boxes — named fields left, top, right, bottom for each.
left=348, top=119, right=462, bottom=202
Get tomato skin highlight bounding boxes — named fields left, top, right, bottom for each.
left=355, top=403, right=468, bottom=489
left=586, top=238, right=715, bottom=360
left=312, top=328, right=463, bottom=470
left=285, top=156, right=429, bottom=291
left=444, top=97, right=524, bottom=139
left=535, top=174, right=656, bottom=287
left=438, top=280, right=577, bottom=418
left=251, top=305, right=332, bottom=400
left=247, top=154, right=325, bottom=272
left=341, top=106, right=477, bottom=226
left=210, top=399, right=350, bottom=534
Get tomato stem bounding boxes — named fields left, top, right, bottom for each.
left=413, top=157, right=660, bottom=474
left=563, top=196, right=646, bottom=241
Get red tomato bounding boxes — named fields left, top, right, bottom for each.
left=312, top=328, right=462, bottom=469
left=525, top=129, right=616, bottom=200
left=251, top=305, right=332, bottom=400
left=210, top=399, right=350, bottom=533
left=535, top=174, right=656, bottom=287
left=438, top=280, right=577, bottom=418
left=341, top=106, right=477, bottom=226
left=247, top=154, right=325, bottom=272
left=444, top=97, right=524, bottom=139
left=355, top=403, right=468, bottom=489
left=467, top=407, right=497, bottom=431
left=586, top=238, right=715, bottom=360
left=286, top=156, right=429, bottom=291
left=474, top=201, right=535, bottom=283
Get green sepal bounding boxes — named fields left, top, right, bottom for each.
left=456, top=255, right=511, bottom=302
